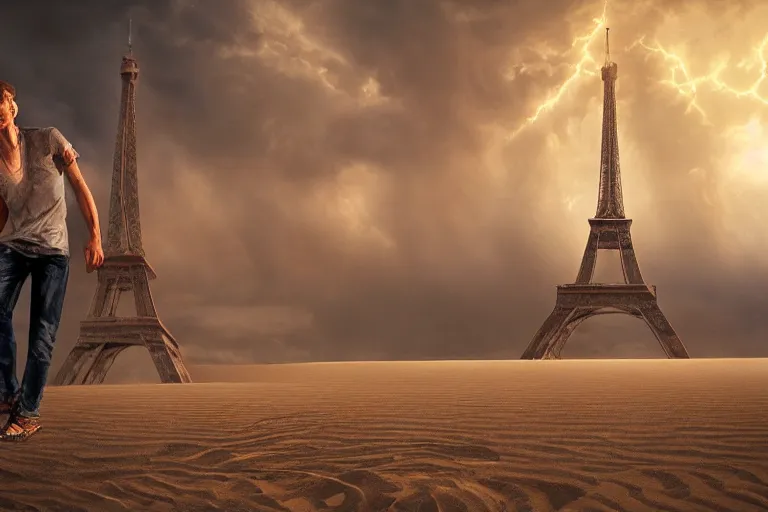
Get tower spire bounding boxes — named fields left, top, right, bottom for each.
left=594, top=27, right=624, bottom=219
left=128, top=18, right=133, bottom=56
left=605, top=27, right=610, bottom=64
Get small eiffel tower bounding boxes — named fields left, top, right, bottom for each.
left=53, top=24, right=191, bottom=385
left=521, top=29, right=690, bottom=360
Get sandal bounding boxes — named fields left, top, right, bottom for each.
left=1, top=413, right=42, bottom=441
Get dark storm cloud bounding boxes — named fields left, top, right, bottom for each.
left=2, top=0, right=767, bottom=383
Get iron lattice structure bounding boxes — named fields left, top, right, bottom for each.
left=53, top=45, right=191, bottom=385
left=521, top=30, right=690, bottom=360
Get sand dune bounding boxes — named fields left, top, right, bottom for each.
left=2, top=359, right=768, bottom=511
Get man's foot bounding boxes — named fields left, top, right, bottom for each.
left=0, top=413, right=41, bottom=441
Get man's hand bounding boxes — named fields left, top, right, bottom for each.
left=84, top=235, right=104, bottom=273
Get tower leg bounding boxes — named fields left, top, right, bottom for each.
left=617, top=228, right=644, bottom=284
left=145, top=333, right=192, bottom=383
left=638, top=303, right=690, bottom=358
left=52, top=342, right=101, bottom=386
left=575, top=229, right=600, bottom=284
left=131, top=268, right=158, bottom=317
left=546, top=308, right=598, bottom=359
left=88, top=276, right=122, bottom=317
left=522, top=306, right=577, bottom=359
left=82, top=344, right=126, bottom=385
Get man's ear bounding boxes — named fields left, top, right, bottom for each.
left=10, top=99, right=18, bottom=118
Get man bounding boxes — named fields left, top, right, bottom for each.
left=0, top=80, right=104, bottom=441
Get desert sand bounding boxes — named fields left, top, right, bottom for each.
left=2, top=359, right=767, bottom=512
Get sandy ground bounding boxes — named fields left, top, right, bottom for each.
left=2, top=359, right=768, bottom=512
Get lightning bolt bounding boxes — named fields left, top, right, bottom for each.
left=507, top=0, right=608, bottom=140
left=627, top=35, right=768, bottom=121
left=506, top=0, right=768, bottom=139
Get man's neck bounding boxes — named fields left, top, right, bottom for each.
left=0, top=124, right=19, bottom=154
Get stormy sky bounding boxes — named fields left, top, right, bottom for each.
left=3, top=0, right=768, bottom=382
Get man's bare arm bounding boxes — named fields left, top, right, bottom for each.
left=63, top=156, right=101, bottom=242
left=62, top=149, right=105, bottom=272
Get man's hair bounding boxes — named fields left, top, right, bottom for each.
left=0, top=80, right=16, bottom=99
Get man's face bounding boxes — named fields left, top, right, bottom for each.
left=0, top=91, right=17, bottom=130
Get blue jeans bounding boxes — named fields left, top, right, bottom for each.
left=0, top=244, right=69, bottom=417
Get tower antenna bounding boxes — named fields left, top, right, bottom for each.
left=605, top=27, right=610, bottom=64
left=128, top=18, right=133, bottom=55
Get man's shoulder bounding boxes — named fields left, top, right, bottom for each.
left=20, top=127, right=58, bottom=140
left=20, top=126, right=57, bottom=132
left=21, top=127, right=66, bottom=147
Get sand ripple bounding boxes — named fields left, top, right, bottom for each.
left=2, top=359, right=768, bottom=511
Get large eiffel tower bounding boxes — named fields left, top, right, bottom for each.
left=521, top=29, right=690, bottom=360
left=53, top=29, right=191, bottom=385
